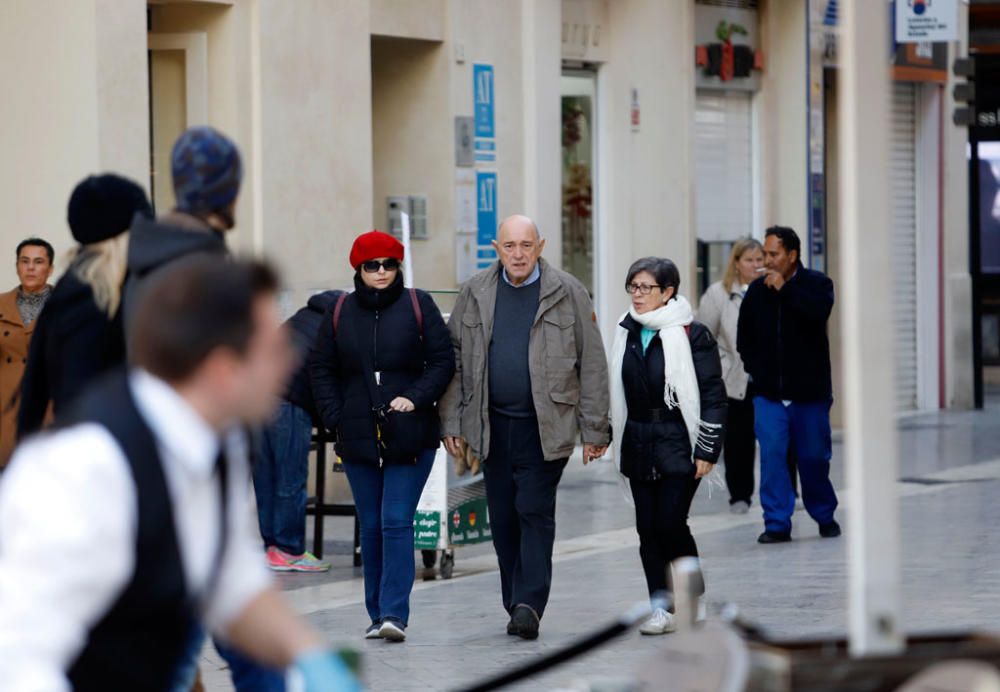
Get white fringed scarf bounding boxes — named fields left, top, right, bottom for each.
left=609, top=296, right=721, bottom=467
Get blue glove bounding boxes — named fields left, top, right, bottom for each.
left=291, top=650, right=363, bottom=692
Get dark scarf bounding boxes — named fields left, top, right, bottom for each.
left=17, top=286, right=52, bottom=326
left=352, top=271, right=405, bottom=311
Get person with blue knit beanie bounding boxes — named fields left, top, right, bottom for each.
left=170, top=125, right=243, bottom=231
left=123, top=126, right=243, bottom=326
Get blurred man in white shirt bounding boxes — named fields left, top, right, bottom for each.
left=0, top=256, right=360, bottom=692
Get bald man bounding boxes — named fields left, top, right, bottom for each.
left=440, top=215, right=611, bottom=639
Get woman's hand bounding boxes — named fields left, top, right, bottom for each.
left=694, top=459, right=713, bottom=479
left=389, top=397, right=415, bottom=413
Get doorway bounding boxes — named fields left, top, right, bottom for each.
left=147, top=32, right=208, bottom=213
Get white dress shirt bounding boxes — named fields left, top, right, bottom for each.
left=0, top=370, right=273, bottom=692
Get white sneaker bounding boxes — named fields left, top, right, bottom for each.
left=379, top=619, right=406, bottom=642
left=365, top=622, right=382, bottom=639
left=639, top=608, right=677, bottom=635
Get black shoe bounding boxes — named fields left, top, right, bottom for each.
left=758, top=531, right=792, bottom=544
left=509, top=604, right=540, bottom=640
left=819, top=520, right=842, bottom=538
left=506, top=617, right=517, bottom=636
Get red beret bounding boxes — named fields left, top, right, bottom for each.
left=349, top=230, right=405, bottom=269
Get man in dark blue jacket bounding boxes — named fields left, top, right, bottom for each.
left=254, top=291, right=342, bottom=572
left=737, top=226, right=840, bottom=544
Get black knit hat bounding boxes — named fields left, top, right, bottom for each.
left=67, top=174, right=153, bottom=245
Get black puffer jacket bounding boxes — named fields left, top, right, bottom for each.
left=18, top=270, right=125, bottom=438
left=619, top=316, right=727, bottom=481
left=284, top=291, right=342, bottom=423
left=309, top=274, right=455, bottom=466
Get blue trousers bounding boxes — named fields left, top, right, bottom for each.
left=253, top=401, right=313, bottom=555
left=753, top=397, right=839, bottom=535
left=343, top=449, right=435, bottom=626
left=170, top=623, right=285, bottom=692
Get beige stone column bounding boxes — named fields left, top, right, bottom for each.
left=0, top=0, right=148, bottom=287
left=599, top=0, right=696, bottom=335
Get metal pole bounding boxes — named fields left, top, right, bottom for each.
left=838, top=0, right=904, bottom=656
left=401, top=211, right=414, bottom=289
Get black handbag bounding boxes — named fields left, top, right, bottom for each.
left=360, top=356, right=424, bottom=465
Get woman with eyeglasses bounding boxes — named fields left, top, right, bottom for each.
left=609, top=257, right=727, bottom=635
left=309, top=230, right=455, bottom=643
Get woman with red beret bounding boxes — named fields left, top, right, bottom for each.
left=309, top=230, right=455, bottom=642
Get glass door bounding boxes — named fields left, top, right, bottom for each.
left=561, top=71, right=597, bottom=296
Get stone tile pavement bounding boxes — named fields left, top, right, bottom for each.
left=202, top=397, right=1000, bottom=690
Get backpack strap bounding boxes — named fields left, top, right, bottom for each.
left=332, top=289, right=423, bottom=338
left=332, top=292, right=348, bottom=333
left=408, top=288, right=424, bottom=338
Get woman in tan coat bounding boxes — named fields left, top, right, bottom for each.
left=697, top=238, right=763, bottom=513
left=0, top=238, right=54, bottom=464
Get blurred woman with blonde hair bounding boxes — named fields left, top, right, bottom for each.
left=697, top=238, right=764, bottom=513
left=18, top=174, right=152, bottom=438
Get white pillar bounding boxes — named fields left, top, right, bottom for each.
left=838, top=0, right=904, bottom=657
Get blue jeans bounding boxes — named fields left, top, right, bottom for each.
left=254, top=401, right=313, bottom=555
left=170, top=624, right=285, bottom=692
left=343, top=449, right=436, bottom=626
left=753, top=396, right=839, bottom=535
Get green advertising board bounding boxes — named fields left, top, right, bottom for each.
left=414, top=510, right=441, bottom=550
left=449, top=497, right=491, bottom=546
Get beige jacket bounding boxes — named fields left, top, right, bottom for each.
left=697, top=280, right=749, bottom=400
left=439, top=259, right=611, bottom=462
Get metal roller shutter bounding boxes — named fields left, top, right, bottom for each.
left=695, top=90, right=753, bottom=242
left=890, top=83, right=918, bottom=411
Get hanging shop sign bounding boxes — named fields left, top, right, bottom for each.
left=694, top=5, right=763, bottom=91
left=895, top=0, right=958, bottom=44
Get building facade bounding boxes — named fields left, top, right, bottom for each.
left=0, top=0, right=974, bottom=412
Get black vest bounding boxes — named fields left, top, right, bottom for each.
left=63, top=373, right=201, bottom=691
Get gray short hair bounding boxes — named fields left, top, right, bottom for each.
left=625, top=257, right=681, bottom=298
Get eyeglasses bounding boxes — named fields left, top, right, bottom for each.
left=362, top=258, right=400, bottom=273
left=625, top=283, right=662, bottom=295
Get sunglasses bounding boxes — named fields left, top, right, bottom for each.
left=362, top=258, right=400, bottom=273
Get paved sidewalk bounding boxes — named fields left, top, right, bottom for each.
left=202, top=398, right=1000, bottom=690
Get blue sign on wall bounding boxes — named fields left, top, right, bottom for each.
left=476, top=171, right=497, bottom=264
left=473, top=64, right=495, bottom=138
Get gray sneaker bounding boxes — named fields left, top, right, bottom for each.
left=365, top=621, right=382, bottom=639
left=730, top=500, right=751, bottom=515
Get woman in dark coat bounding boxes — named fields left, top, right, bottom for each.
left=310, top=230, right=455, bottom=643
left=18, top=174, right=152, bottom=439
left=609, top=257, right=727, bottom=636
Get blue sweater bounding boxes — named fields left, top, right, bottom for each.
left=488, top=276, right=541, bottom=418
